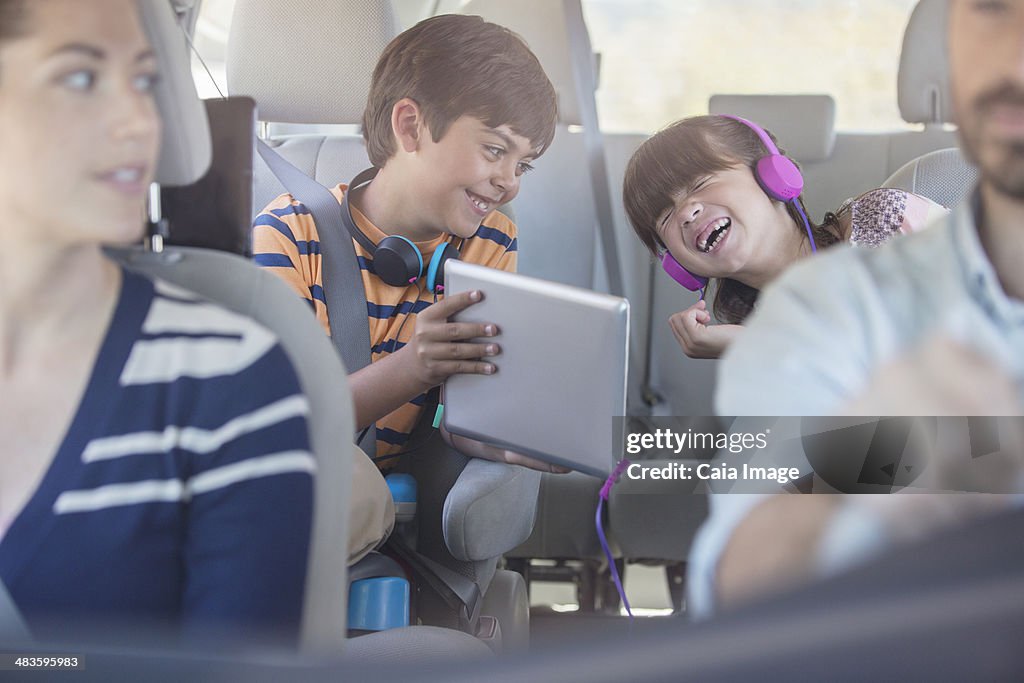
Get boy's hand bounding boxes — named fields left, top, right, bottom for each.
left=440, top=424, right=570, bottom=474
left=669, top=301, right=742, bottom=359
left=406, top=290, right=501, bottom=387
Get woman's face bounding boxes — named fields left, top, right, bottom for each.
left=654, top=165, right=787, bottom=281
left=0, top=0, right=161, bottom=248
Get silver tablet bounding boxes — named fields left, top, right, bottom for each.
left=443, top=260, right=629, bottom=478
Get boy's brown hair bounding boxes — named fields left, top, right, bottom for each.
left=362, top=14, right=558, bottom=167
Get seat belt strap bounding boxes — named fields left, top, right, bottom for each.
left=0, top=580, right=31, bottom=642
left=256, top=139, right=375, bottom=455
left=563, top=0, right=624, bottom=298
left=386, top=536, right=482, bottom=632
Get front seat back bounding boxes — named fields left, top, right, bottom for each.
left=128, top=0, right=385, bottom=654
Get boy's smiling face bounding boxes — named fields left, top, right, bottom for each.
left=408, top=114, right=538, bottom=239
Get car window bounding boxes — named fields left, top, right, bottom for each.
left=582, top=0, right=921, bottom=133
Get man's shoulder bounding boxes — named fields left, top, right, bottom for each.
left=717, top=213, right=963, bottom=410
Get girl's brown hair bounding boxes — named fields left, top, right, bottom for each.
left=623, top=115, right=842, bottom=324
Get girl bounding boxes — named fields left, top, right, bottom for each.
left=623, top=115, right=947, bottom=359
left=0, top=0, right=314, bottom=647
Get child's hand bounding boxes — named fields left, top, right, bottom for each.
left=668, top=301, right=742, bottom=359
left=405, top=290, right=501, bottom=387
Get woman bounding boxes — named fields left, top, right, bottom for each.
left=0, top=0, right=315, bottom=648
left=623, top=115, right=947, bottom=359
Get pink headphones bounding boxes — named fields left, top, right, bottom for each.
left=660, top=115, right=814, bottom=294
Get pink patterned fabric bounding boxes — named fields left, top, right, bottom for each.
left=848, top=188, right=909, bottom=247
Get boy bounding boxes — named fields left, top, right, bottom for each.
left=253, top=14, right=559, bottom=471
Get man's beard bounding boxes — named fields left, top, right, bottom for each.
left=964, top=137, right=1024, bottom=200
left=960, top=82, right=1024, bottom=200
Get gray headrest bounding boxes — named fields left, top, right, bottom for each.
left=226, top=0, right=397, bottom=124
left=883, top=147, right=978, bottom=208
left=138, top=0, right=211, bottom=186
left=461, top=0, right=590, bottom=126
left=898, top=0, right=952, bottom=124
left=708, top=94, right=836, bottom=162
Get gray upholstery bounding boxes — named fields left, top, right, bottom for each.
left=608, top=478, right=708, bottom=562
left=498, top=126, right=597, bottom=287
left=709, top=94, right=837, bottom=163
left=108, top=247, right=364, bottom=654
left=443, top=459, right=540, bottom=563
left=0, top=580, right=29, bottom=644
left=884, top=147, right=978, bottom=208
left=396, top=438, right=501, bottom=608
left=898, top=0, right=952, bottom=124
left=227, top=0, right=398, bottom=124
left=601, top=132, right=658, bottom=412
left=509, top=472, right=607, bottom=559
left=479, top=570, right=530, bottom=653
left=252, top=136, right=372, bottom=221
left=637, top=255, right=721, bottom=427
left=797, top=128, right=958, bottom=221
left=345, top=626, right=492, bottom=662
left=461, top=0, right=590, bottom=127
left=139, top=0, right=211, bottom=186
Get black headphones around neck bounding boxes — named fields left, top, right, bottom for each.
left=341, top=168, right=462, bottom=293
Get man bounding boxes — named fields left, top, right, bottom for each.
left=690, top=0, right=1024, bottom=618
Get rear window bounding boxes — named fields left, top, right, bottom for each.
left=582, top=0, right=921, bottom=133
left=193, top=0, right=921, bottom=133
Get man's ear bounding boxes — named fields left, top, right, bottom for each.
left=392, top=97, right=425, bottom=154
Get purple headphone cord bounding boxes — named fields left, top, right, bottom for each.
left=793, top=200, right=817, bottom=253
left=597, top=459, right=634, bottom=621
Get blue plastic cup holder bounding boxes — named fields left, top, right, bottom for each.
left=348, top=576, right=410, bottom=631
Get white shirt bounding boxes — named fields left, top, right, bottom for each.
left=688, top=194, right=1024, bottom=618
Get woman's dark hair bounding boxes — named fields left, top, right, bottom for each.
left=0, top=0, right=28, bottom=78
left=623, top=115, right=843, bottom=324
left=0, top=0, right=27, bottom=46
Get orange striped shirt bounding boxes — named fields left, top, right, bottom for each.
left=253, top=183, right=517, bottom=464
